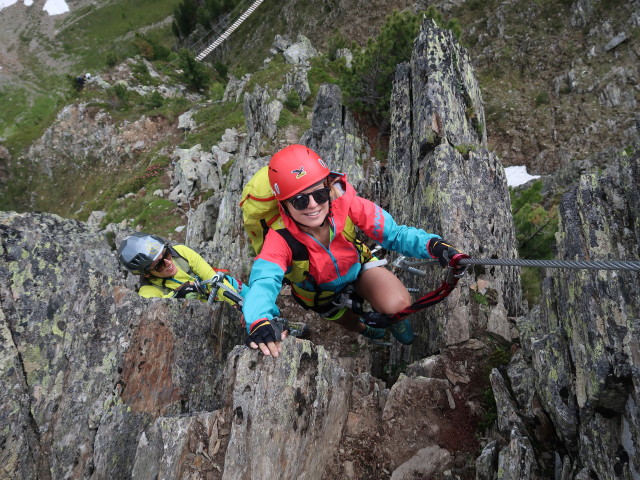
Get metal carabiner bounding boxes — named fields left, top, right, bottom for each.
left=392, top=256, right=428, bottom=277
left=204, top=273, right=224, bottom=305
left=444, top=254, right=470, bottom=284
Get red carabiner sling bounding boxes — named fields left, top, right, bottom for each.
left=390, top=253, right=470, bottom=321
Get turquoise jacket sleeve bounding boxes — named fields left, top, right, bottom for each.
left=242, top=258, right=283, bottom=333
left=346, top=191, right=441, bottom=258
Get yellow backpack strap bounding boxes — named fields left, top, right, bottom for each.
left=342, top=216, right=373, bottom=265
left=273, top=228, right=313, bottom=286
left=342, top=216, right=357, bottom=243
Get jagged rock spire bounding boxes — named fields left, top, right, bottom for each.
left=388, top=19, right=522, bottom=359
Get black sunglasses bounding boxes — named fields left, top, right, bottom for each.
left=147, top=249, right=171, bottom=273
left=288, top=187, right=331, bottom=211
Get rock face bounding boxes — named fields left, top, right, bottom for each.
left=27, top=105, right=179, bottom=175
left=0, top=211, right=243, bottom=479
left=0, top=210, right=487, bottom=479
left=388, top=19, right=522, bottom=360
left=2, top=15, right=640, bottom=480
left=220, top=342, right=349, bottom=480
left=0, top=208, right=439, bottom=480
left=300, top=83, right=378, bottom=196
left=504, top=155, right=640, bottom=478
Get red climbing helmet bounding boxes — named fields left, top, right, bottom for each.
left=268, top=144, right=330, bottom=201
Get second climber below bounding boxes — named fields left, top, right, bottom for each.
left=243, top=144, right=465, bottom=357
left=118, top=232, right=247, bottom=308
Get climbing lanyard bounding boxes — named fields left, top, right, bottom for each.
left=387, top=253, right=470, bottom=323
left=358, top=253, right=470, bottom=328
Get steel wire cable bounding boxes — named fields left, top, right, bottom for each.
left=398, top=257, right=640, bottom=272
left=458, top=258, right=640, bottom=271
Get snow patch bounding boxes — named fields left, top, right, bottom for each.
left=0, top=0, right=19, bottom=9
left=1, top=0, right=69, bottom=15
left=505, top=165, right=541, bottom=187
left=44, top=0, right=69, bottom=15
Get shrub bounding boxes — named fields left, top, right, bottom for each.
left=340, top=7, right=463, bottom=131
left=133, top=34, right=171, bottom=61
left=132, top=60, right=153, bottom=85
left=454, top=144, right=477, bottom=156
left=511, top=180, right=558, bottom=260
left=511, top=180, right=560, bottom=305
left=172, top=0, right=198, bottom=39
left=110, top=83, right=130, bottom=106
left=203, top=0, right=241, bottom=26
left=213, top=61, right=228, bottom=81
left=145, top=91, right=164, bottom=109
left=327, top=33, right=350, bottom=61
left=178, top=49, right=211, bottom=91
left=133, top=34, right=154, bottom=60
left=340, top=10, right=422, bottom=130
left=472, top=292, right=489, bottom=305
left=131, top=163, right=168, bottom=191
left=534, top=91, right=550, bottom=106
left=105, top=51, right=119, bottom=67
left=283, top=89, right=301, bottom=111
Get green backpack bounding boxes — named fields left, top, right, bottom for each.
left=239, top=166, right=286, bottom=256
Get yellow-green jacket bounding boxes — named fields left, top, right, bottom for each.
left=139, top=245, right=245, bottom=307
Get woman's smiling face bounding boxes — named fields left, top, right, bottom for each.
left=286, top=181, right=330, bottom=228
left=146, top=250, right=178, bottom=278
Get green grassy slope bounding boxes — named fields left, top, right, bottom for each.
left=0, top=0, right=176, bottom=155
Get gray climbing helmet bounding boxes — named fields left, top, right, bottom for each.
left=118, top=233, right=167, bottom=275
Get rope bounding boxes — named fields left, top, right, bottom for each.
left=398, top=257, right=640, bottom=272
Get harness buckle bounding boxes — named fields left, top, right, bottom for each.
left=318, top=285, right=360, bottom=319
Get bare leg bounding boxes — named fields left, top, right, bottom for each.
left=356, top=266, right=412, bottom=314
left=331, top=267, right=411, bottom=335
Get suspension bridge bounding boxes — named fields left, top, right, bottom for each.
left=191, top=0, right=266, bottom=62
